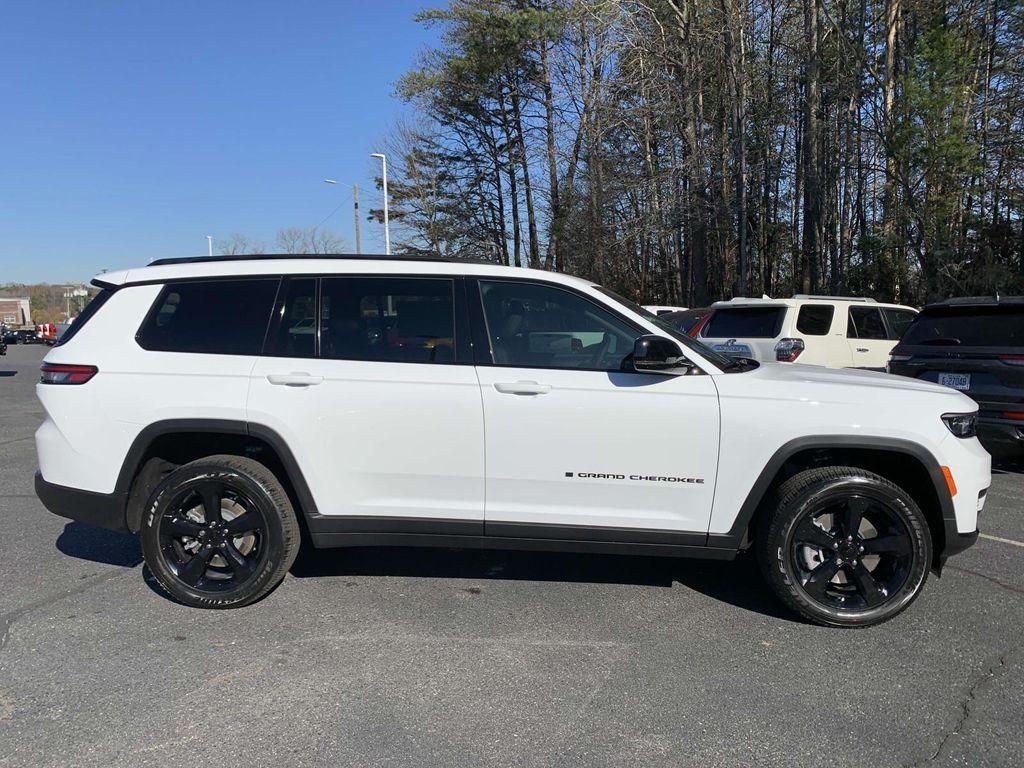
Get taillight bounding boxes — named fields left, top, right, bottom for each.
left=999, top=355, right=1024, bottom=366
left=1003, top=412, right=1024, bottom=420
left=775, top=338, right=805, bottom=362
left=40, top=363, right=98, bottom=385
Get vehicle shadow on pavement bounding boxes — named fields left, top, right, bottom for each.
left=56, top=522, right=142, bottom=568
left=291, top=546, right=794, bottom=622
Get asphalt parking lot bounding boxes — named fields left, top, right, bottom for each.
left=1, top=343, right=1023, bottom=767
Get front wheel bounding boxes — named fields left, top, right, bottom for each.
left=757, top=466, right=932, bottom=628
left=140, top=455, right=300, bottom=608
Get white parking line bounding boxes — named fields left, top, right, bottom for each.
left=980, top=533, right=1024, bottom=548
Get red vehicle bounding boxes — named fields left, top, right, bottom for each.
left=37, top=323, right=57, bottom=344
left=658, top=308, right=710, bottom=337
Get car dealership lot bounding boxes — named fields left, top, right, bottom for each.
left=1, top=343, right=1022, bottom=767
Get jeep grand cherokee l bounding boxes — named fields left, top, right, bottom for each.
left=34, top=255, right=989, bottom=627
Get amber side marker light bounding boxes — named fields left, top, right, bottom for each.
left=940, top=466, right=958, bottom=498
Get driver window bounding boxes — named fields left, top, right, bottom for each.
left=479, top=280, right=637, bottom=370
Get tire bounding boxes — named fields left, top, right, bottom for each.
left=140, top=454, right=300, bottom=608
left=756, top=466, right=932, bottom=628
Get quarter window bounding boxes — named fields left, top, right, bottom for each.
left=137, top=279, right=279, bottom=355
left=796, top=305, right=834, bottom=335
left=883, top=308, right=916, bottom=340
left=320, top=277, right=455, bottom=363
left=848, top=306, right=887, bottom=340
left=478, top=280, right=637, bottom=370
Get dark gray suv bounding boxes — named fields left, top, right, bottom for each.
left=888, top=296, right=1024, bottom=455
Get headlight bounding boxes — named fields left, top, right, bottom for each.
left=942, top=412, right=977, bottom=439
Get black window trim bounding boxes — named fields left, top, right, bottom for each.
left=135, top=276, right=283, bottom=356
left=468, top=276, right=702, bottom=374
left=131, top=271, right=715, bottom=371
left=262, top=273, right=470, bottom=366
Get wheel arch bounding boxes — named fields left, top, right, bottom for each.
left=117, top=419, right=317, bottom=532
left=711, top=436, right=954, bottom=567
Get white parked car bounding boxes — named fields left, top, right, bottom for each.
left=35, top=256, right=987, bottom=626
left=643, top=304, right=688, bottom=316
left=699, top=295, right=918, bottom=369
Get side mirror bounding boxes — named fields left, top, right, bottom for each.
left=631, top=335, right=692, bottom=374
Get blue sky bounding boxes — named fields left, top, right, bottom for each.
left=0, top=0, right=440, bottom=284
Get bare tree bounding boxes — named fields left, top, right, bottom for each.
left=274, top=227, right=345, bottom=254
left=378, top=0, right=1024, bottom=303
left=217, top=233, right=261, bottom=255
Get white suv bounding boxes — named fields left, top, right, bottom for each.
left=35, top=256, right=988, bottom=627
left=700, top=295, right=918, bottom=369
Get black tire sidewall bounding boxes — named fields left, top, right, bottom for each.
left=140, top=461, right=290, bottom=608
left=762, top=474, right=932, bottom=627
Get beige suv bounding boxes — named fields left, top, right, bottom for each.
left=698, top=295, right=917, bottom=369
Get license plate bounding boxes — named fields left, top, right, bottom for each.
left=712, top=343, right=753, bottom=358
left=938, top=372, right=971, bottom=390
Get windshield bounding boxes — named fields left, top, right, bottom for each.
left=594, top=287, right=741, bottom=371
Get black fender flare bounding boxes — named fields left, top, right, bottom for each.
left=116, top=419, right=318, bottom=530
left=707, top=435, right=956, bottom=554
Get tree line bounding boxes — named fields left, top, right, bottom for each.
left=377, top=0, right=1024, bottom=305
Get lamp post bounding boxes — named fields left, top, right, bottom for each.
left=324, top=179, right=361, bottom=254
left=370, top=153, right=390, bottom=255
left=62, top=287, right=88, bottom=321
left=206, top=235, right=213, bottom=257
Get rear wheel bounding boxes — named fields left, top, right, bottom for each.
left=140, top=455, right=300, bottom=608
left=757, top=466, right=931, bottom=628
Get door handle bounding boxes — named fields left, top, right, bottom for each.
left=266, top=373, right=323, bottom=387
left=856, top=347, right=869, bottom=353
left=494, top=381, right=551, bottom=395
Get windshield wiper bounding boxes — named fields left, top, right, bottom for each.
left=919, top=337, right=962, bottom=346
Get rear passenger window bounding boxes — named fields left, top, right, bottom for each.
left=796, top=305, right=834, bottom=335
left=320, top=277, right=455, bottom=363
left=137, top=279, right=279, bottom=355
left=848, top=307, right=887, bottom=340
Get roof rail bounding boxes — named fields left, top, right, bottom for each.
left=147, top=253, right=505, bottom=267
left=792, top=294, right=875, bottom=302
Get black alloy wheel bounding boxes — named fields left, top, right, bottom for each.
left=141, top=455, right=300, bottom=608
left=789, top=494, right=914, bottom=612
left=758, top=466, right=931, bottom=628
left=158, top=481, right=267, bottom=592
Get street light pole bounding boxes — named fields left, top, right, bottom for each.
left=371, top=153, right=390, bottom=255
left=206, top=235, right=213, bottom=257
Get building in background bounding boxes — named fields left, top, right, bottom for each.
left=0, top=297, right=32, bottom=327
